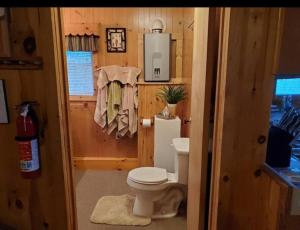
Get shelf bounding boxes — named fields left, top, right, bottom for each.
left=136, top=79, right=184, bottom=85
left=0, top=57, right=43, bottom=70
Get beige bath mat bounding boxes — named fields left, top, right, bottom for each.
left=90, top=194, right=151, bottom=226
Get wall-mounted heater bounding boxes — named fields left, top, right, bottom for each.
left=144, top=18, right=171, bottom=82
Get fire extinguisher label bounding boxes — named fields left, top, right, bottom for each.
left=18, top=139, right=39, bottom=172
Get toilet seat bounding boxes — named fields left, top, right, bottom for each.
left=128, top=167, right=168, bottom=185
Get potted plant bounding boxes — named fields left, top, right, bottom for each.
left=157, top=86, right=187, bottom=118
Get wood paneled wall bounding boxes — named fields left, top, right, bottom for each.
left=138, top=84, right=185, bottom=166
left=0, top=12, right=11, bottom=57
left=261, top=167, right=300, bottom=230
left=210, top=8, right=283, bottom=230
left=62, top=8, right=194, bottom=164
left=70, top=102, right=137, bottom=158
left=0, top=8, right=70, bottom=229
left=63, top=8, right=186, bottom=68
left=278, top=8, right=300, bottom=74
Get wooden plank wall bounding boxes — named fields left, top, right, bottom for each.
left=62, top=8, right=194, bottom=165
left=70, top=102, right=137, bottom=158
left=0, top=10, right=11, bottom=57
left=210, top=8, right=283, bottom=230
left=0, top=8, right=69, bottom=229
left=260, top=168, right=300, bottom=230
left=63, top=8, right=187, bottom=68
left=137, top=84, right=185, bottom=166
left=278, top=8, right=300, bottom=74
left=182, top=8, right=194, bottom=137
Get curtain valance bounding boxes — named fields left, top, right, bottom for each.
left=65, top=34, right=99, bottom=52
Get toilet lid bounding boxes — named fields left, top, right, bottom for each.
left=128, top=167, right=168, bottom=184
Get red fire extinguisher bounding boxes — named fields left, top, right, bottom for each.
left=15, top=102, right=41, bottom=179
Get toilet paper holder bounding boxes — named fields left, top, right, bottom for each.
left=139, top=117, right=154, bottom=125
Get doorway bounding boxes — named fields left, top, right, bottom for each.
left=59, top=7, right=201, bottom=230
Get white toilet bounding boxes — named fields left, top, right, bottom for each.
left=127, top=116, right=189, bottom=218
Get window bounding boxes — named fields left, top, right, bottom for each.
left=275, top=77, right=300, bottom=96
left=66, top=51, right=94, bottom=96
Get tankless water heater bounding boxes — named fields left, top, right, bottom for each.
left=144, top=33, right=171, bottom=82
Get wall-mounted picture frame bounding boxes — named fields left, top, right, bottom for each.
left=0, top=79, right=9, bottom=124
left=106, top=28, right=126, bottom=53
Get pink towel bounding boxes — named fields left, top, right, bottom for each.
left=94, top=69, right=109, bottom=128
left=94, top=65, right=140, bottom=138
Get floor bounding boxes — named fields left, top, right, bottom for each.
left=75, top=169, right=187, bottom=230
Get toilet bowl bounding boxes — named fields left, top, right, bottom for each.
left=127, top=136, right=190, bottom=218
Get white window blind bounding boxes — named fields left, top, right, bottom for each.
left=66, top=51, right=94, bottom=96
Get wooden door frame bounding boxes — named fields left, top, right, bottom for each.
left=51, top=7, right=215, bottom=230
left=187, top=7, right=219, bottom=230
left=50, top=8, right=77, bottom=230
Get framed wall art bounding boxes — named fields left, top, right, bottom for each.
left=106, top=28, right=126, bottom=53
left=0, top=79, right=9, bottom=123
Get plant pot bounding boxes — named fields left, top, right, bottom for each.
left=167, top=103, right=177, bottom=118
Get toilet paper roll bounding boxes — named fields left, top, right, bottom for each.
left=142, top=119, right=152, bottom=128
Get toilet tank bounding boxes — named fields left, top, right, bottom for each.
left=172, top=138, right=190, bottom=185
left=154, top=116, right=181, bottom=172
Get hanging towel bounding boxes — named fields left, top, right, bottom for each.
left=98, top=65, right=140, bottom=86
left=107, top=81, right=122, bottom=134
left=94, top=69, right=109, bottom=128
left=94, top=65, right=141, bottom=138
left=117, top=86, right=131, bottom=137
left=117, top=85, right=138, bottom=137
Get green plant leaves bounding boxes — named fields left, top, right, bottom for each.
left=156, top=85, right=187, bottom=104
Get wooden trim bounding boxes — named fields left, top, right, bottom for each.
left=0, top=57, right=43, bottom=70
left=187, top=8, right=215, bottom=230
left=73, top=157, right=139, bottom=170
left=137, top=33, right=144, bottom=80
left=69, top=95, right=97, bottom=102
left=0, top=12, right=11, bottom=57
left=272, top=8, right=286, bottom=74
left=64, top=23, right=100, bottom=36
left=136, top=79, right=184, bottom=85
left=175, top=37, right=183, bottom=80
left=51, top=8, right=77, bottom=230
left=209, top=7, right=229, bottom=230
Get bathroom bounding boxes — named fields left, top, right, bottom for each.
left=1, top=7, right=294, bottom=230
left=62, top=7, right=195, bottom=229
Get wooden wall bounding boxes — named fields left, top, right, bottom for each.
left=261, top=167, right=300, bottom=230
left=0, top=10, right=11, bottom=57
left=278, top=8, right=300, bottom=74
left=0, top=8, right=70, bottom=229
left=137, top=83, right=185, bottom=166
left=182, top=8, right=194, bottom=136
left=63, top=8, right=187, bottom=68
left=210, top=8, right=283, bottom=230
left=62, top=8, right=194, bottom=166
left=70, top=102, right=137, bottom=158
